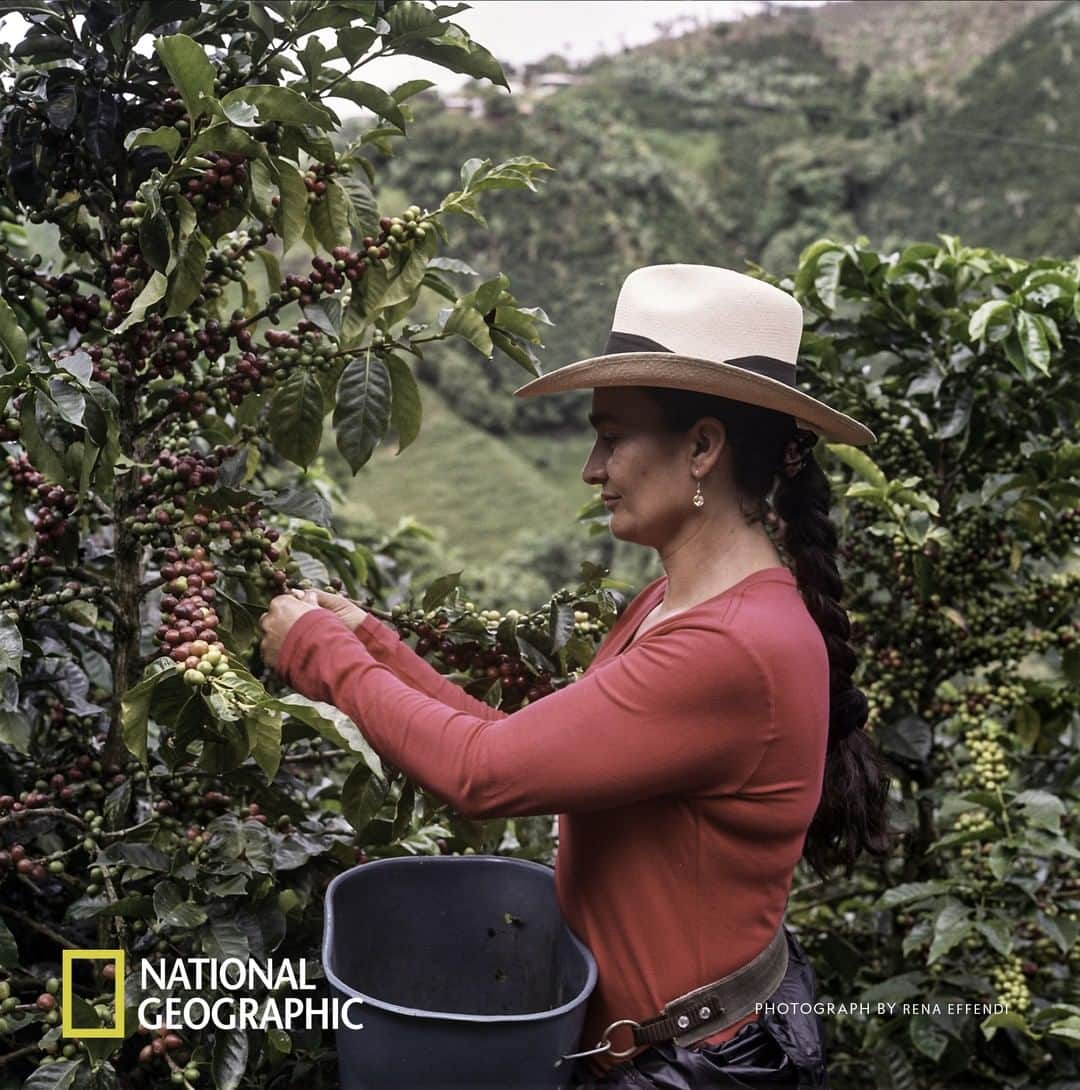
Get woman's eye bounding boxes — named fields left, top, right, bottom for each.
left=600, top=435, right=618, bottom=444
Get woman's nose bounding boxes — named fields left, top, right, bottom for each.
left=582, top=445, right=606, bottom=486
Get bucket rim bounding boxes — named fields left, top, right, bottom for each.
left=321, top=856, right=598, bottom=1025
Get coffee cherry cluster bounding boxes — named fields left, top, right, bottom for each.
left=35, top=978, right=62, bottom=1023
left=183, top=822, right=207, bottom=856
left=280, top=249, right=364, bottom=306
left=91, top=325, right=149, bottom=382
left=4, top=451, right=43, bottom=494
left=0, top=404, right=20, bottom=441
left=256, top=205, right=423, bottom=322
left=264, top=324, right=336, bottom=377
left=134, top=1022, right=198, bottom=1083
left=195, top=315, right=252, bottom=361
left=56, top=753, right=120, bottom=801
left=225, top=350, right=273, bottom=404
left=147, top=328, right=196, bottom=381
left=952, top=808, right=995, bottom=861
left=0, top=979, right=20, bottom=1029
left=958, top=716, right=1010, bottom=788
left=4, top=104, right=97, bottom=222
left=151, top=778, right=293, bottom=841
left=371, top=208, right=428, bottom=256
left=31, top=484, right=78, bottom=546
left=864, top=417, right=936, bottom=484
left=43, top=284, right=103, bottom=334
left=0, top=259, right=101, bottom=336
left=573, top=609, right=603, bottom=635
left=125, top=442, right=231, bottom=543
left=991, top=956, right=1031, bottom=1013
left=153, top=545, right=231, bottom=688
left=182, top=152, right=249, bottom=215
left=0, top=757, right=123, bottom=834
left=145, top=487, right=292, bottom=599
left=302, top=160, right=336, bottom=200
left=184, top=234, right=269, bottom=321
left=203, top=246, right=251, bottom=289
left=20, top=580, right=90, bottom=616
left=130, top=313, right=255, bottom=396
left=236, top=521, right=291, bottom=593
left=141, top=442, right=225, bottom=494
left=947, top=680, right=1025, bottom=720
left=105, top=240, right=151, bottom=328
left=3, top=455, right=80, bottom=551
left=0, top=549, right=37, bottom=594
left=1025, top=502, right=1080, bottom=559
left=211, top=51, right=254, bottom=97
left=0, top=842, right=49, bottom=884
left=0, top=249, right=40, bottom=300
left=145, top=359, right=235, bottom=417
left=158, top=85, right=188, bottom=129
left=401, top=609, right=557, bottom=706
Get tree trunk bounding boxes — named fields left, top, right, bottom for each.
left=104, top=380, right=144, bottom=769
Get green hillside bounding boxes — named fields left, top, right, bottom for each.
left=863, top=0, right=1080, bottom=258
left=364, top=0, right=1069, bottom=434
left=335, top=0, right=1072, bottom=590
left=321, top=383, right=592, bottom=565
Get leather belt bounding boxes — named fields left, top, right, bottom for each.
left=632, top=922, right=789, bottom=1048
left=556, top=921, right=790, bottom=1068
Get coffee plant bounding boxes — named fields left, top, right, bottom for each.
left=762, top=236, right=1079, bottom=1089
left=0, top=1, right=624, bottom=1087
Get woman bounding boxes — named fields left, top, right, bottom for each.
left=260, top=265, right=897, bottom=1089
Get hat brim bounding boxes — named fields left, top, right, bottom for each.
left=513, top=352, right=876, bottom=447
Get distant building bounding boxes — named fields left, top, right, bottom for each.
left=531, top=72, right=584, bottom=94
left=442, top=93, right=486, bottom=119
left=442, top=70, right=586, bottom=119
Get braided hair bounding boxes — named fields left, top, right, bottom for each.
left=640, top=386, right=897, bottom=880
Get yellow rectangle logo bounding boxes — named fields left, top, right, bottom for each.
left=61, top=949, right=125, bottom=1038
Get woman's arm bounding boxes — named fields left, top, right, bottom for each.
left=351, top=612, right=506, bottom=721
left=277, top=608, right=773, bottom=819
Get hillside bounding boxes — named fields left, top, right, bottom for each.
left=322, top=382, right=589, bottom=567
left=365, top=0, right=1071, bottom=447
left=638, top=0, right=1054, bottom=110
left=319, top=382, right=664, bottom=608
left=329, top=0, right=1075, bottom=592
left=863, top=0, right=1080, bottom=258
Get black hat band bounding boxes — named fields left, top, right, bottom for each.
left=602, top=330, right=797, bottom=388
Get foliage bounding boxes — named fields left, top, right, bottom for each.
left=0, top=2, right=604, bottom=1087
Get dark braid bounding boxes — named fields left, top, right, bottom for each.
left=641, top=386, right=898, bottom=881
left=774, top=426, right=897, bottom=880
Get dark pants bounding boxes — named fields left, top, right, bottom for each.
left=570, top=928, right=828, bottom=1089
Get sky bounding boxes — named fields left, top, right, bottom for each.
left=0, top=2, right=832, bottom=94
left=363, top=1, right=832, bottom=91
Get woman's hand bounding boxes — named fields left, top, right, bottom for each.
left=259, top=589, right=321, bottom=672
left=309, top=589, right=369, bottom=630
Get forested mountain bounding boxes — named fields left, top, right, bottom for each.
left=326, top=0, right=1073, bottom=590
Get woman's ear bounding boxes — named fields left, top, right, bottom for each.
left=690, top=417, right=726, bottom=473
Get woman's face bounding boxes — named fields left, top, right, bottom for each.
left=581, top=387, right=699, bottom=549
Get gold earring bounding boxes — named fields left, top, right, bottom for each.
left=692, top=477, right=704, bottom=508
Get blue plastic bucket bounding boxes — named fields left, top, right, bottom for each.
left=322, top=855, right=598, bottom=1089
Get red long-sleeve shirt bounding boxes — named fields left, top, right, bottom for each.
left=277, top=564, right=829, bottom=1074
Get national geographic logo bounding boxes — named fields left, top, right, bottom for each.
left=62, top=949, right=125, bottom=1038
left=59, top=953, right=361, bottom=1034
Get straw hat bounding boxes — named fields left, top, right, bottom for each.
left=513, top=264, right=875, bottom=446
